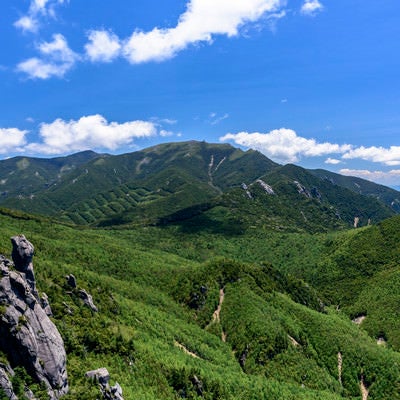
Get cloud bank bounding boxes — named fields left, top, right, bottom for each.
left=220, top=129, right=351, bottom=164
left=26, top=115, right=158, bottom=154
left=342, top=146, right=400, bottom=166
left=0, top=128, right=28, bottom=154
left=340, top=169, right=400, bottom=187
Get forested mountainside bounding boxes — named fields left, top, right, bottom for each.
left=0, top=142, right=398, bottom=231
left=0, top=206, right=400, bottom=399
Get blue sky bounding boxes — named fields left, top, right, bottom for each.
left=1, top=1, right=400, bottom=187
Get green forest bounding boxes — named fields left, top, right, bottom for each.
left=1, top=205, right=400, bottom=399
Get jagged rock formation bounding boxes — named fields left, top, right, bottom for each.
left=85, top=368, right=124, bottom=400
left=0, top=363, right=17, bottom=400
left=65, top=273, right=98, bottom=312
left=0, top=235, right=68, bottom=399
left=78, top=289, right=98, bottom=312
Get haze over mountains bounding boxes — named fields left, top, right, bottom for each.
left=0, top=141, right=399, bottom=231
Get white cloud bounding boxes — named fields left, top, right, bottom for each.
left=300, top=0, right=323, bottom=16
left=17, top=34, right=79, bottom=79
left=26, top=114, right=158, bottom=154
left=85, top=30, right=121, bottom=63
left=340, top=169, right=400, bottom=186
left=220, top=128, right=351, bottom=163
left=122, top=0, right=285, bottom=63
left=14, top=16, right=39, bottom=33
left=325, top=158, right=341, bottom=165
left=342, top=146, right=400, bottom=166
left=14, top=0, right=66, bottom=33
left=0, top=128, right=28, bottom=154
left=210, top=113, right=229, bottom=125
left=160, top=129, right=175, bottom=137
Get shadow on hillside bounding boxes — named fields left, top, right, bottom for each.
left=167, top=213, right=246, bottom=236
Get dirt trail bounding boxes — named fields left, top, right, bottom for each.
left=288, top=335, right=300, bottom=347
left=212, top=288, right=225, bottom=323
left=221, top=331, right=227, bottom=343
left=338, top=352, right=343, bottom=386
left=360, top=376, right=369, bottom=400
left=174, top=341, right=200, bottom=359
left=206, top=288, right=226, bottom=341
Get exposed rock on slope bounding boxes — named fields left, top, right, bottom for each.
left=85, top=368, right=124, bottom=400
left=0, top=235, right=68, bottom=399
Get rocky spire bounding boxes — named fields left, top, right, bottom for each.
left=0, top=236, right=69, bottom=399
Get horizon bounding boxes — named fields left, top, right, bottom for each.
left=1, top=1, right=400, bottom=187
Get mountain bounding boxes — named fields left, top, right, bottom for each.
left=1, top=207, right=400, bottom=399
left=0, top=141, right=398, bottom=232
left=309, top=168, right=400, bottom=212
left=0, top=150, right=100, bottom=199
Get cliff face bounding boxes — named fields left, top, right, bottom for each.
left=0, top=235, right=68, bottom=399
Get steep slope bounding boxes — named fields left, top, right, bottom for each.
left=0, top=151, right=100, bottom=201
left=0, top=141, right=398, bottom=231
left=1, top=142, right=278, bottom=226
left=309, top=168, right=400, bottom=212
left=0, top=210, right=399, bottom=399
left=165, top=163, right=395, bottom=234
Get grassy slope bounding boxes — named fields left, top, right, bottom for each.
left=0, top=209, right=399, bottom=399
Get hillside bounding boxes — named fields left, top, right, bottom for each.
left=0, top=141, right=398, bottom=232
left=0, top=209, right=400, bottom=399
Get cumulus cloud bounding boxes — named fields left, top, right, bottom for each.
left=220, top=128, right=351, bottom=164
left=14, top=0, right=66, bottom=33
left=340, top=169, right=400, bottom=186
left=122, top=0, right=285, bottom=63
left=17, top=34, right=79, bottom=79
left=26, top=114, right=158, bottom=154
left=325, top=158, right=341, bottom=165
left=342, top=146, right=400, bottom=166
left=85, top=30, right=121, bottom=63
left=0, top=128, right=28, bottom=154
left=300, top=0, right=324, bottom=16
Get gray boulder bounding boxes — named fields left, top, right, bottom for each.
left=0, top=236, right=68, bottom=399
left=85, top=367, right=110, bottom=386
left=85, top=368, right=124, bottom=400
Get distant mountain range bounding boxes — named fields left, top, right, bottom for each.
left=0, top=141, right=399, bottom=232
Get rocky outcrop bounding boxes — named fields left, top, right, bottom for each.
left=66, top=274, right=98, bottom=312
left=256, top=179, right=275, bottom=195
left=78, top=289, right=98, bottom=312
left=0, top=364, right=17, bottom=400
left=65, top=274, right=77, bottom=289
left=85, top=368, right=124, bottom=400
left=0, top=235, right=68, bottom=399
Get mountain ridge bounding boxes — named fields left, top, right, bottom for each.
left=0, top=141, right=398, bottom=231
